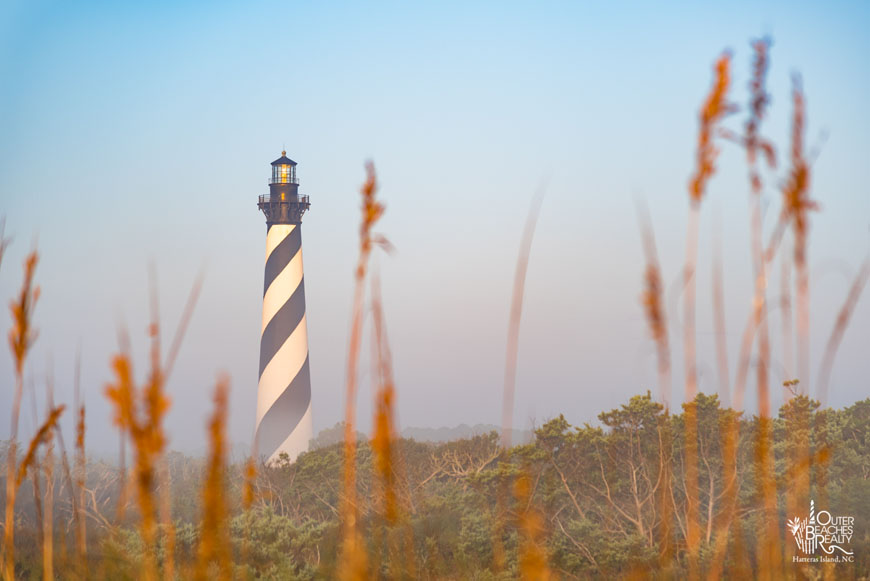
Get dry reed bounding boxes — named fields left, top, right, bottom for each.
left=74, top=351, right=87, bottom=564
left=11, top=404, right=65, bottom=580
left=147, top=269, right=177, bottom=581
left=7, top=252, right=39, bottom=380
left=501, top=190, right=544, bottom=449
left=39, top=364, right=84, bottom=580
left=4, top=250, right=40, bottom=581
left=103, top=271, right=200, bottom=581
left=711, top=221, right=730, bottom=409
left=28, top=382, right=47, bottom=548
left=493, top=190, right=546, bottom=576
left=370, top=274, right=398, bottom=526
left=105, top=320, right=167, bottom=579
left=780, top=247, right=794, bottom=384
left=688, top=53, right=735, bottom=204
left=816, top=260, right=870, bottom=406
left=0, top=218, right=9, bottom=272
left=338, top=162, right=383, bottom=580
left=194, top=377, right=232, bottom=581
left=104, top=351, right=165, bottom=581
left=782, top=75, right=816, bottom=396
left=41, top=384, right=58, bottom=581
left=746, top=39, right=775, bottom=420
left=743, top=39, right=782, bottom=579
left=638, top=200, right=677, bottom=568
left=370, top=270, right=415, bottom=578
left=683, top=53, right=733, bottom=577
left=514, top=470, right=554, bottom=581
left=157, top=459, right=176, bottom=581
left=41, top=441, right=53, bottom=581
left=637, top=200, right=671, bottom=408
left=15, top=406, right=65, bottom=492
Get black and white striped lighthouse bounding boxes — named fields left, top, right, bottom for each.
left=255, top=151, right=312, bottom=463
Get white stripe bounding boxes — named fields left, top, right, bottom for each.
left=264, top=224, right=294, bottom=262
left=261, top=248, right=304, bottom=332
left=267, top=402, right=313, bottom=464
left=256, top=314, right=309, bottom=426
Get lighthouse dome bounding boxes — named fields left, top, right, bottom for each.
left=271, top=150, right=297, bottom=166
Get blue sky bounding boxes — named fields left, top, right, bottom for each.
left=1, top=0, right=869, bottom=453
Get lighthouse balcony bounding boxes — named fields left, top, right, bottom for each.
left=258, top=193, right=310, bottom=225
left=259, top=194, right=310, bottom=205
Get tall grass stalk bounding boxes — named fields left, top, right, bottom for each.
left=370, top=273, right=397, bottom=526
left=74, top=350, right=87, bottom=565
left=780, top=247, right=794, bottom=383
left=14, top=405, right=65, bottom=580
left=492, top=191, right=545, bottom=575
left=684, top=53, right=733, bottom=576
left=712, top=219, right=730, bottom=409
left=514, top=470, right=553, bottom=581
left=501, top=191, right=544, bottom=449
left=339, top=162, right=383, bottom=580
left=148, top=269, right=178, bottom=581
left=4, top=250, right=40, bottom=581
left=637, top=200, right=671, bottom=408
left=742, top=38, right=782, bottom=579
left=370, top=270, right=414, bottom=578
left=103, top=272, right=200, bottom=580
left=0, top=218, right=9, bottom=272
left=194, top=377, right=232, bottom=581
left=638, top=200, right=677, bottom=567
left=42, top=383, right=60, bottom=581
left=41, top=430, right=55, bottom=580
left=104, top=351, right=163, bottom=581
left=816, top=261, right=870, bottom=406
left=782, top=76, right=816, bottom=397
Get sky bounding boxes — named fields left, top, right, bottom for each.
left=1, top=0, right=869, bottom=455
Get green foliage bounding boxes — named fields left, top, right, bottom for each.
left=2, top=393, right=869, bottom=578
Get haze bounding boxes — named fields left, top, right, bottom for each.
left=1, top=0, right=868, bottom=455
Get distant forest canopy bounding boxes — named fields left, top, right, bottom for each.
left=311, top=422, right=534, bottom=450
left=2, top=391, right=868, bottom=579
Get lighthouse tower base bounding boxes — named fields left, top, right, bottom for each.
left=267, top=403, right=312, bottom=463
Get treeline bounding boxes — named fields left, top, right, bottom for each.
left=2, top=391, right=868, bottom=579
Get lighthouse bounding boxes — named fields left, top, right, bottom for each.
left=255, top=151, right=313, bottom=463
